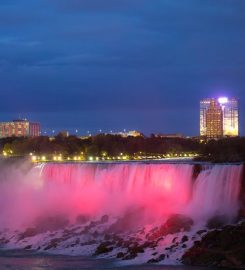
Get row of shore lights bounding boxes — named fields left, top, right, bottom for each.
left=31, top=156, right=129, bottom=162
left=31, top=153, right=197, bottom=162
left=31, top=153, right=130, bottom=162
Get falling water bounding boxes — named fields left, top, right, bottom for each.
left=38, top=162, right=243, bottom=224
left=0, top=161, right=243, bottom=264
left=0, top=162, right=243, bottom=229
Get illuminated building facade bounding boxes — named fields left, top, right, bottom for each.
left=125, top=130, right=142, bottom=137
left=221, top=98, right=239, bottom=136
left=108, top=130, right=142, bottom=138
left=0, top=119, right=40, bottom=138
left=206, top=99, right=223, bottom=139
left=200, top=97, right=239, bottom=139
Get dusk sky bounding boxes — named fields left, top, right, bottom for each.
left=1, top=0, right=245, bottom=136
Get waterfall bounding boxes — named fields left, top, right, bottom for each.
left=187, top=164, right=242, bottom=222
left=0, top=161, right=243, bottom=230
left=0, top=161, right=243, bottom=263
left=39, top=162, right=243, bottom=223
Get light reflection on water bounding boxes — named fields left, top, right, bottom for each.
left=0, top=250, right=214, bottom=270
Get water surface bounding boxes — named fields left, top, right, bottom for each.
left=0, top=250, right=215, bottom=270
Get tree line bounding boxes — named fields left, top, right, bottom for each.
left=0, top=134, right=199, bottom=158
left=1, top=134, right=245, bottom=162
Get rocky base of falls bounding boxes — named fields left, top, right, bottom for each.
left=182, top=220, right=245, bottom=268
left=0, top=213, right=201, bottom=265
left=0, top=214, right=244, bottom=267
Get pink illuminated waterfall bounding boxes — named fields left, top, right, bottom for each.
left=0, top=161, right=243, bottom=230
left=39, top=163, right=194, bottom=221
left=39, top=163, right=243, bottom=223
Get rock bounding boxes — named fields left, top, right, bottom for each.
left=206, top=215, right=227, bottom=229
left=95, top=242, right=113, bottom=255
left=141, top=241, right=151, bottom=249
left=100, top=215, right=109, bottom=224
left=0, top=238, right=9, bottom=245
left=89, top=221, right=97, bottom=228
left=128, top=245, right=144, bottom=254
left=237, top=208, right=245, bottom=221
left=112, top=234, right=123, bottom=242
left=158, top=254, right=165, bottom=261
left=19, top=227, right=38, bottom=240
left=109, top=208, right=145, bottom=233
left=192, top=164, right=202, bottom=179
left=44, top=239, right=59, bottom=250
left=147, top=258, right=158, bottom=263
left=182, top=221, right=245, bottom=268
left=147, top=254, right=165, bottom=263
left=92, top=231, right=99, bottom=238
left=123, top=252, right=137, bottom=260
left=196, top=229, right=207, bottom=235
left=172, top=237, right=178, bottom=243
left=147, top=214, right=193, bottom=240
left=155, top=237, right=163, bottom=245
left=220, top=259, right=229, bottom=267
left=104, top=233, right=111, bottom=240
left=165, top=214, right=194, bottom=232
left=76, top=214, right=90, bottom=224
left=116, top=252, right=124, bottom=258
left=181, top=235, right=188, bottom=243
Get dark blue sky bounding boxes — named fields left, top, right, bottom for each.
left=1, top=0, right=245, bottom=136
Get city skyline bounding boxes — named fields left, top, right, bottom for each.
left=1, top=1, right=245, bottom=135
left=0, top=95, right=242, bottom=137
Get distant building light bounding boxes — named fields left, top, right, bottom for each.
left=218, top=97, right=228, bottom=104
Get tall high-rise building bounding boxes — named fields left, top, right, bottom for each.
left=200, top=97, right=239, bottom=139
left=220, top=97, right=239, bottom=136
left=0, top=119, right=40, bottom=138
left=206, top=99, right=223, bottom=139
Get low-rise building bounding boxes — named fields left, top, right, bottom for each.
left=155, top=133, right=184, bottom=139
left=110, top=130, right=143, bottom=138
left=0, top=119, right=40, bottom=138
